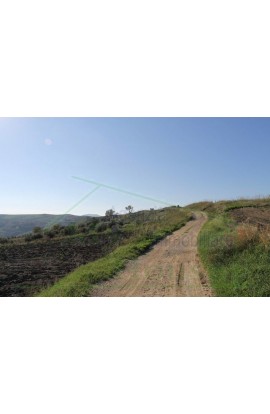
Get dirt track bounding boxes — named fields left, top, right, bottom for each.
left=90, top=213, right=212, bottom=297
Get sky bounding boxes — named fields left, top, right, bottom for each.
left=0, top=117, right=270, bottom=215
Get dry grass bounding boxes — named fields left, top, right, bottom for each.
left=235, top=223, right=270, bottom=250
left=199, top=214, right=270, bottom=296
left=236, top=224, right=259, bottom=248
left=258, top=226, right=270, bottom=248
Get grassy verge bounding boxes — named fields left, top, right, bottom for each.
left=199, top=213, right=270, bottom=296
left=38, top=209, right=191, bottom=297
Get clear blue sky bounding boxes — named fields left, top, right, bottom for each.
left=1, top=117, right=270, bottom=215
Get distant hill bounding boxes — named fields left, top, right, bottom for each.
left=0, top=214, right=99, bottom=238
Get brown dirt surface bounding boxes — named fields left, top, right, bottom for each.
left=230, top=207, right=270, bottom=228
left=90, top=213, right=212, bottom=297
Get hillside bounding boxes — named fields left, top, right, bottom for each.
left=195, top=197, right=270, bottom=296
left=2, top=199, right=270, bottom=297
left=0, top=214, right=98, bottom=238
left=0, top=207, right=191, bottom=296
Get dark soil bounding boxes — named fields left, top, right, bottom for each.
left=0, top=233, right=127, bottom=297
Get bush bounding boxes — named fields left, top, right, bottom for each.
left=24, top=234, right=32, bottom=242
left=44, top=230, right=56, bottom=239
left=95, top=222, right=108, bottom=233
left=52, top=224, right=62, bottom=234
left=77, top=224, right=87, bottom=234
left=86, top=218, right=99, bottom=230
left=24, top=233, right=43, bottom=242
left=111, top=224, right=122, bottom=233
left=33, top=226, right=42, bottom=234
left=63, top=225, right=76, bottom=236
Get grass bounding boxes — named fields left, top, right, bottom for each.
left=38, top=208, right=191, bottom=297
left=199, top=207, right=270, bottom=297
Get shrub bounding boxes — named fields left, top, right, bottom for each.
left=33, top=226, right=42, bottom=234
left=87, top=218, right=99, bottom=230
left=111, top=224, right=122, bottom=233
left=77, top=224, right=87, bottom=233
left=44, top=230, right=56, bottom=239
left=24, top=234, right=33, bottom=242
left=52, top=224, right=62, bottom=234
left=80, top=226, right=87, bottom=234
left=33, top=233, right=43, bottom=240
left=95, top=222, right=108, bottom=233
left=63, top=225, right=76, bottom=236
left=25, top=233, right=43, bottom=242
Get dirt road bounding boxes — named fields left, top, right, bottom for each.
left=90, top=213, right=212, bottom=297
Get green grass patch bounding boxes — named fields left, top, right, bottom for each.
left=199, top=213, right=270, bottom=296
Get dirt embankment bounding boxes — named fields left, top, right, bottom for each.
left=90, top=213, right=212, bottom=297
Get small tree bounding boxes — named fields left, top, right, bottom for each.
left=125, top=205, right=134, bottom=214
left=105, top=209, right=115, bottom=220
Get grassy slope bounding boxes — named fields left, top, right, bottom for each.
left=197, top=198, right=270, bottom=297
left=38, top=208, right=191, bottom=297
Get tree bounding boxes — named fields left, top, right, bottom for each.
left=105, top=209, right=115, bottom=220
left=125, top=205, right=134, bottom=214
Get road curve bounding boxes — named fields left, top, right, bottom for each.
left=89, top=212, right=212, bottom=297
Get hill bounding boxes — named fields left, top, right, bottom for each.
left=2, top=198, right=270, bottom=297
left=0, top=207, right=191, bottom=296
left=0, top=214, right=98, bottom=238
